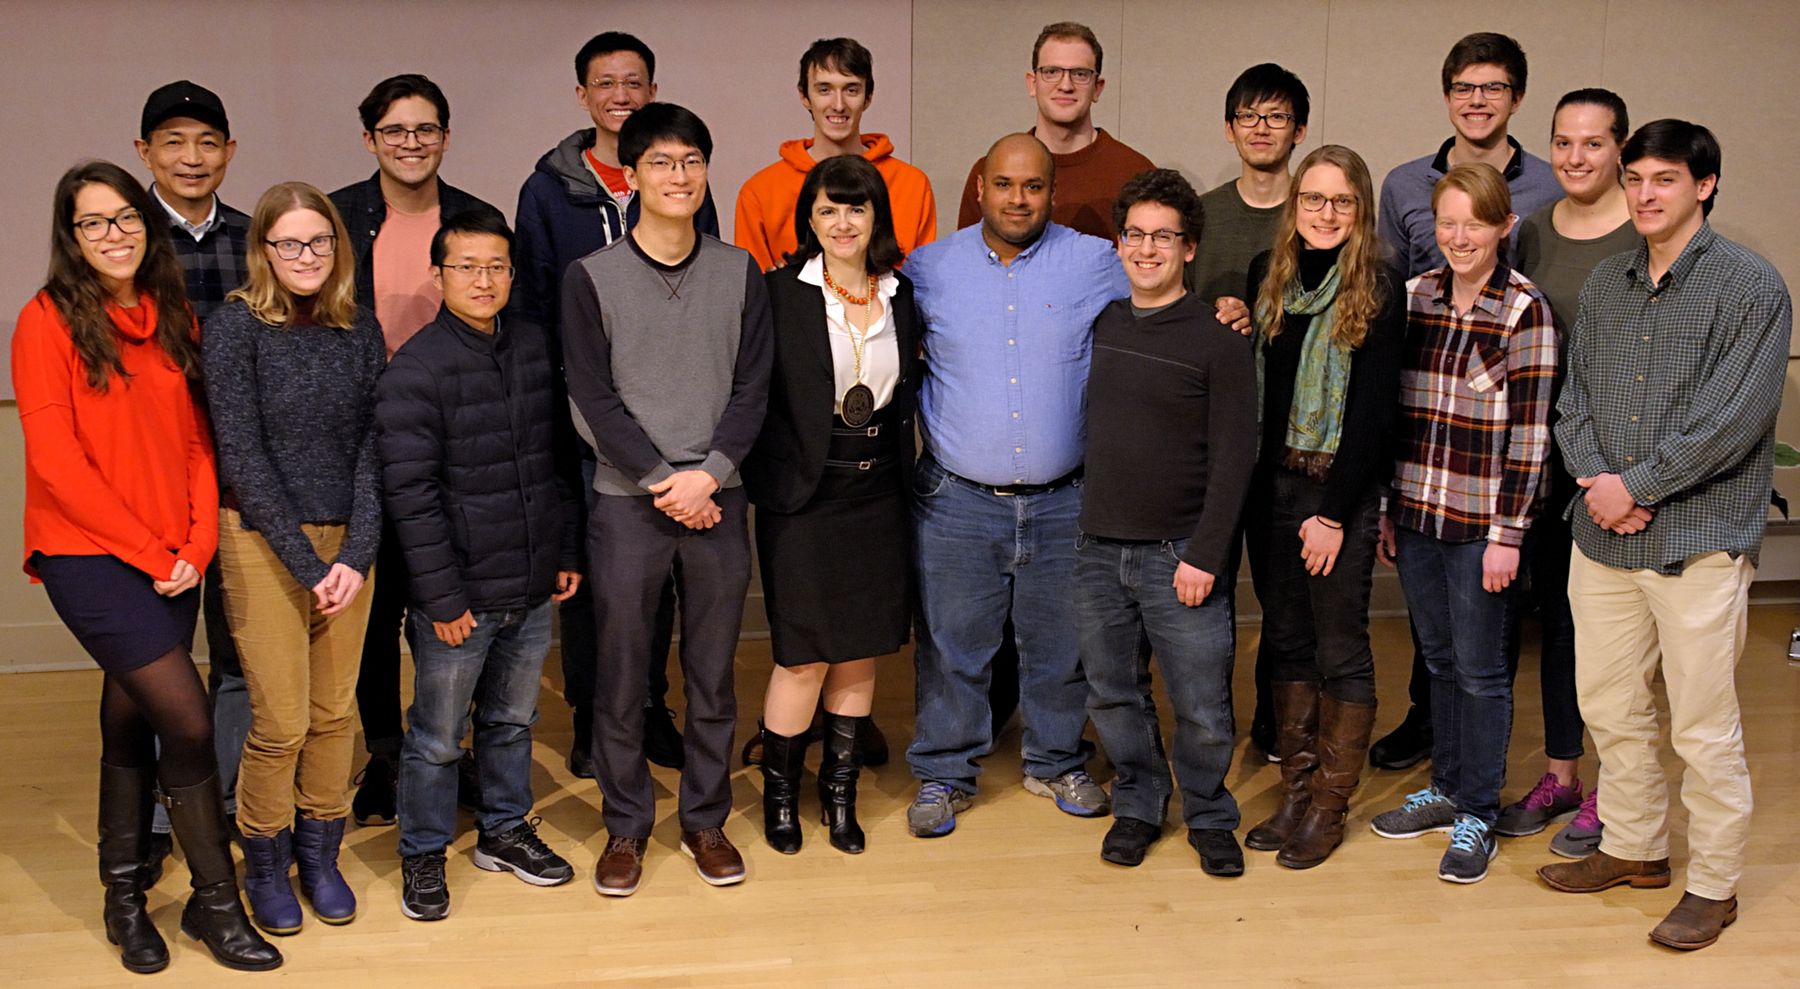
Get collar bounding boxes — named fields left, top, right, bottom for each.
left=799, top=254, right=899, bottom=302
left=1430, top=263, right=1513, bottom=317
left=626, top=228, right=702, bottom=273
left=153, top=184, right=220, bottom=240
left=979, top=221, right=1058, bottom=268
left=1625, top=221, right=1716, bottom=294
left=1429, top=135, right=1526, bottom=181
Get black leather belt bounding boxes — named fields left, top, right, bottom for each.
left=957, top=466, right=1083, bottom=497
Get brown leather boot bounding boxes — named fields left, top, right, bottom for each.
left=1245, top=681, right=1319, bottom=851
left=1537, top=850, right=1671, bottom=893
left=1649, top=892, right=1737, bottom=950
left=1278, top=694, right=1376, bottom=869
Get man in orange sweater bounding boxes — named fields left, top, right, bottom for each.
left=734, top=37, right=936, bottom=273
left=954, top=21, right=1154, bottom=241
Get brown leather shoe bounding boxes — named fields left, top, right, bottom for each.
left=1278, top=695, right=1376, bottom=870
left=1537, top=850, right=1671, bottom=893
left=679, top=828, right=746, bottom=886
left=1245, top=681, right=1319, bottom=851
left=593, top=835, right=646, bottom=897
left=1649, top=892, right=1737, bottom=950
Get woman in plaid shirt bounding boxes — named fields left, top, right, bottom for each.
left=1368, top=162, right=1558, bottom=884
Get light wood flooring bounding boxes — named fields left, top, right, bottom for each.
left=2, top=609, right=1798, bottom=988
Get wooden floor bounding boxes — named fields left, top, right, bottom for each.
left=3, top=609, right=1798, bottom=988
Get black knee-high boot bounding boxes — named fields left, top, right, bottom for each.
left=98, top=763, right=169, bottom=974
left=164, top=774, right=282, bottom=971
left=760, top=725, right=808, bottom=854
left=818, top=713, right=867, bottom=854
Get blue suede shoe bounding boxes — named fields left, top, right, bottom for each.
left=292, top=817, right=357, bottom=924
left=239, top=829, right=302, bottom=936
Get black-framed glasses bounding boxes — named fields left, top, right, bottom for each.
left=436, top=263, right=514, bottom=280
left=1233, top=110, right=1296, bottom=130
left=373, top=123, right=445, bottom=147
left=1448, top=81, right=1514, bottom=100
left=1297, top=192, right=1359, bottom=214
left=1034, top=65, right=1097, bottom=86
left=73, top=209, right=146, bottom=241
left=1120, top=228, right=1184, bottom=248
left=264, top=235, right=338, bottom=260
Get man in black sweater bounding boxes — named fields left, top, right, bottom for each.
left=375, top=211, right=582, bottom=921
left=1076, top=170, right=1258, bottom=873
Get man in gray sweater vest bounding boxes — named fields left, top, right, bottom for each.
left=561, top=104, right=773, bottom=896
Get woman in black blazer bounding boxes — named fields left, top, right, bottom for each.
left=742, top=155, right=920, bottom=855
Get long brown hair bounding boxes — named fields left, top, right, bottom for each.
left=1255, top=145, right=1385, bottom=348
left=228, top=182, right=358, bottom=329
left=43, top=160, right=199, bottom=390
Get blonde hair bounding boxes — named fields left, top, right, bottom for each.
left=1255, top=145, right=1385, bottom=348
left=228, top=181, right=358, bottom=329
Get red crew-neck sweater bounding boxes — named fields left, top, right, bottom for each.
left=955, top=127, right=1154, bottom=241
left=11, top=291, right=217, bottom=581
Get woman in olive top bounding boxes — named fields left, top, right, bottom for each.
left=203, top=182, right=385, bottom=934
left=1240, top=145, right=1405, bottom=869
left=1500, top=89, right=1639, bottom=855
left=742, top=155, right=920, bottom=855
left=13, top=161, right=279, bottom=974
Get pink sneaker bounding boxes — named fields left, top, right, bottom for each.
left=1494, top=773, right=1582, bottom=837
left=1549, top=785, right=1603, bottom=858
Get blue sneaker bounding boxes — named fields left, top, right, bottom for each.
left=1023, top=770, right=1109, bottom=817
left=907, top=782, right=973, bottom=837
left=1438, top=814, right=1499, bottom=884
left=1370, top=787, right=1457, bottom=839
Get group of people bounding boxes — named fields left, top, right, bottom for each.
left=12, top=19, right=1787, bottom=976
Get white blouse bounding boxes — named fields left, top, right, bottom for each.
left=800, top=254, right=901, bottom=415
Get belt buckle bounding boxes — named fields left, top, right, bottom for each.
left=866, top=425, right=880, bottom=437
left=992, top=486, right=1016, bottom=496
left=858, top=461, right=872, bottom=470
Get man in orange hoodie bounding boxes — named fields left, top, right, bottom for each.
left=735, top=37, right=936, bottom=274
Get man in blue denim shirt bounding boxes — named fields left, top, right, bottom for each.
left=903, top=133, right=1129, bottom=837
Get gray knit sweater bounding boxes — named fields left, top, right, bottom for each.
left=202, top=299, right=386, bottom=587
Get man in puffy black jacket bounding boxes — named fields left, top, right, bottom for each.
left=375, top=210, right=582, bottom=921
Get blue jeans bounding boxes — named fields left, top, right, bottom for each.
left=397, top=602, right=552, bottom=856
left=1077, top=535, right=1240, bottom=830
left=906, top=454, right=1094, bottom=791
left=1393, top=527, right=1516, bottom=824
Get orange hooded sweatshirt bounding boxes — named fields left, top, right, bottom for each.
left=734, top=133, right=937, bottom=273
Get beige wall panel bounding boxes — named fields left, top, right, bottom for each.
left=0, top=406, right=85, bottom=671
left=1116, top=0, right=1329, bottom=194
left=912, top=0, right=1126, bottom=239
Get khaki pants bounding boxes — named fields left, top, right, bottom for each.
left=216, top=509, right=375, bottom=838
left=1568, top=545, right=1754, bottom=899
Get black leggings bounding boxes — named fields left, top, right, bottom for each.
left=101, top=645, right=218, bottom=789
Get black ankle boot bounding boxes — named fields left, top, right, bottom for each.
left=817, top=713, right=867, bottom=854
left=164, top=774, right=283, bottom=971
left=98, top=764, right=169, bottom=974
left=760, top=726, right=808, bottom=854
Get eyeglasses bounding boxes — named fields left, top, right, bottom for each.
left=1233, top=110, right=1296, bottom=130
left=1448, top=81, right=1514, bottom=101
left=642, top=154, right=707, bottom=175
left=585, top=77, right=647, bottom=93
left=373, top=123, right=446, bottom=147
left=73, top=209, right=146, bottom=241
left=1034, top=65, right=1097, bottom=86
left=264, top=235, right=338, bottom=260
left=1297, top=192, right=1359, bottom=214
left=437, top=263, right=514, bottom=280
left=1120, top=228, right=1184, bottom=248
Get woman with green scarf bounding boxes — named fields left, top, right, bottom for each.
left=1241, top=145, right=1405, bottom=870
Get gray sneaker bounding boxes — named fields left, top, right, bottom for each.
left=1023, top=770, right=1110, bottom=817
left=907, top=781, right=973, bottom=837
left=1549, top=786, right=1603, bottom=859
left=1370, top=786, right=1457, bottom=839
left=1437, top=814, right=1499, bottom=884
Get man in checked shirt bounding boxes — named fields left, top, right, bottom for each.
left=1536, top=120, right=1791, bottom=952
left=1367, top=162, right=1557, bottom=885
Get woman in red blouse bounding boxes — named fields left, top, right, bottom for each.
left=11, top=161, right=279, bottom=974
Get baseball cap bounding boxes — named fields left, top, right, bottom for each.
left=141, top=80, right=230, bottom=139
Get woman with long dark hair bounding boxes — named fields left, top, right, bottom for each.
left=1241, top=145, right=1405, bottom=869
left=12, top=160, right=279, bottom=973
left=203, top=182, right=385, bottom=933
left=742, top=154, right=920, bottom=854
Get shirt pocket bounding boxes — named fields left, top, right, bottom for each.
left=1463, top=344, right=1508, bottom=395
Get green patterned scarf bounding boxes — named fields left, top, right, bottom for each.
left=1254, top=264, right=1352, bottom=480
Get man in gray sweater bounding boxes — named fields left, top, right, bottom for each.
left=560, top=103, right=773, bottom=897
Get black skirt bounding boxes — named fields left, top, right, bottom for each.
left=755, top=405, right=911, bottom=666
left=32, top=552, right=201, bottom=673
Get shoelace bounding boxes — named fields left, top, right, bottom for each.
left=1061, top=770, right=1098, bottom=790
left=1519, top=773, right=1567, bottom=811
left=1448, top=817, right=1490, bottom=854
left=504, top=817, right=556, bottom=857
left=692, top=827, right=729, bottom=850
left=405, top=853, right=447, bottom=893
left=1569, top=786, right=1601, bottom=830
left=916, top=781, right=956, bottom=806
left=1401, top=787, right=1444, bottom=811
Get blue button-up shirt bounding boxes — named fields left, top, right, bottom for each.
left=910, top=222, right=1129, bottom=486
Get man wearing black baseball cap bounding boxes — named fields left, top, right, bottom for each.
left=133, top=78, right=253, bottom=881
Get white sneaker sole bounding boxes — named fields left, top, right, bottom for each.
left=679, top=840, right=745, bottom=886
left=472, top=848, right=574, bottom=887
left=1022, top=777, right=1109, bottom=817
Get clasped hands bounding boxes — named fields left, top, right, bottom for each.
left=650, top=469, right=722, bottom=529
left=1578, top=472, right=1655, bottom=535
left=151, top=559, right=201, bottom=597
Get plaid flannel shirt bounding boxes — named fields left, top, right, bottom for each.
left=1555, top=222, right=1793, bottom=573
left=1390, top=264, right=1558, bottom=546
left=159, top=192, right=250, bottom=322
